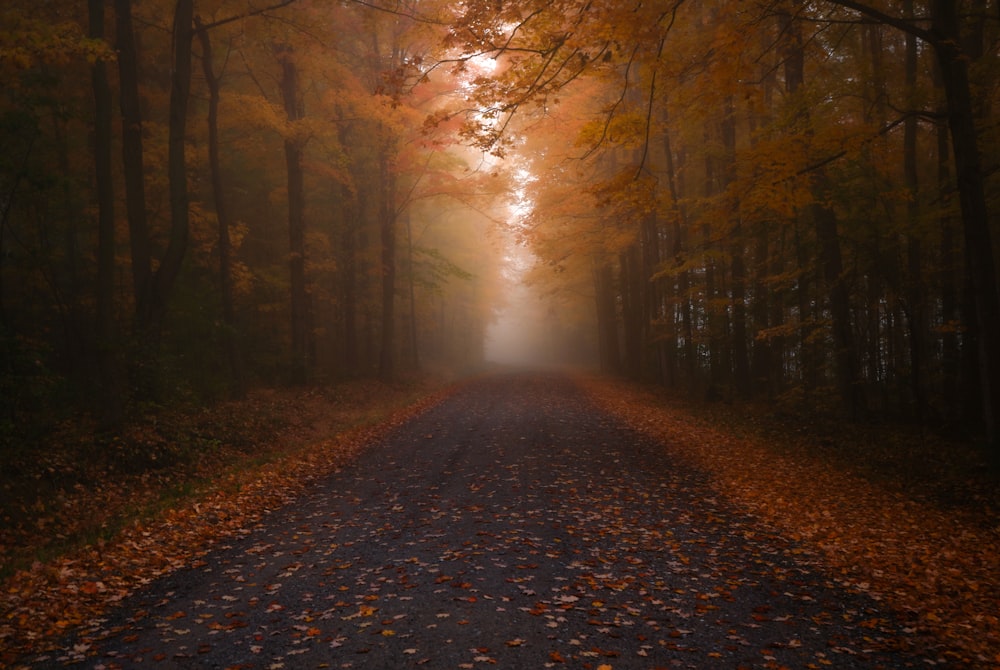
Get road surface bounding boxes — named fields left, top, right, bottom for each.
left=29, top=373, right=921, bottom=668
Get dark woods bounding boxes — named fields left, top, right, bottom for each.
left=2, top=0, right=1000, bottom=465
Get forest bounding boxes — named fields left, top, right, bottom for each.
left=2, top=0, right=999, bottom=461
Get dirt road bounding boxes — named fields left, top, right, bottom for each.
left=28, top=373, right=921, bottom=668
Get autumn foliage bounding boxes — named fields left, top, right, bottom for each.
left=445, top=0, right=1000, bottom=460
left=2, top=0, right=1000, bottom=664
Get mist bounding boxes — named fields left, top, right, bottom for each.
left=484, top=273, right=598, bottom=370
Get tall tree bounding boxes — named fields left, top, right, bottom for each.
left=825, top=0, right=1000, bottom=456
left=114, top=0, right=153, bottom=327
left=196, top=17, right=244, bottom=395
left=279, top=47, right=311, bottom=384
left=89, top=0, right=121, bottom=425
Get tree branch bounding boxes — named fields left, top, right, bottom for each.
left=820, top=0, right=936, bottom=44
left=198, top=0, right=298, bottom=31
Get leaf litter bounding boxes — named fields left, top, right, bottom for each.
left=581, top=375, right=1000, bottom=668
left=1, top=381, right=455, bottom=666
left=4, top=373, right=980, bottom=668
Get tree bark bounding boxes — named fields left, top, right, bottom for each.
left=721, top=95, right=751, bottom=398
left=343, top=196, right=360, bottom=375
left=377, top=153, right=397, bottom=382
left=619, top=245, right=643, bottom=381
left=197, top=20, right=244, bottom=396
left=783, top=4, right=861, bottom=415
left=90, top=0, right=121, bottom=426
left=935, top=65, right=960, bottom=424
left=404, top=208, right=420, bottom=371
left=930, top=0, right=1000, bottom=459
left=114, top=0, right=153, bottom=327
left=702, top=126, right=723, bottom=396
left=594, top=259, right=621, bottom=375
left=156, top=0, right=194, bottom=337
left=661, top=124, right=681, bottom=387
left=828, top=0, right=1000, bottom=459
left=661, top=130, right=695, bottom=387
left=280, top=52, right=311, bottom=385
left=902, top=0, right=926, bottom=419
left=641, top=213, right=665, bottom=384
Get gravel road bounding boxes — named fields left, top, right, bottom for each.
left=28, top=373, right=922, bottom=669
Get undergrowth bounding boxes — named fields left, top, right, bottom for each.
left=0, top=375, right=444, bottom=580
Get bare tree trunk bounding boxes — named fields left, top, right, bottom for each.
left=594, top=258, right=621, bottom=375
left=935, top=66, right=959, bottom=424
left=702, top=127, right=722, bottom=396
left=902, top=0, right=926, bottom=419
left=828, top=0, right=1000, bottom=459
left=721, top=96, right=751, bottom=398
left=931, top=0, right=1000, bottom=460
left=404, top=208, right=420, bottom=371
left=783, top=4, right=861, bottom=416
left=641, top=214, right=664, bottom=384
left=197, top=20, right=244, bottom=396
left=661, top=125, right=681, bottom=387
left=620, top=245, right=643, bottom=381
left=280, top=51, right=310, bottom=384
left=89, top=0, right=121, bottom=426
left=337, top=181, right=359, bottom=376
left=157, top=0, right=194, bottom=337
left=377, top=147, right=397, bottom=382
left=662, top=132, right=695, bottom=387
left=114, top=0, right=152, bottom=327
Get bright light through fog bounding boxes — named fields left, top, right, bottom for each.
left=484, top=166, right=558, bottom=367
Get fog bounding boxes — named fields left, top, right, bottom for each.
left=484, top=272, right=598, bottom=370
left=484, top=288, right=557, bottom=367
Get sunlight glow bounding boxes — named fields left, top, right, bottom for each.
left=484, top=166, right=558, bottom=367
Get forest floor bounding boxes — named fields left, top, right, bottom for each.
left=0, top=371, right=998, bottom=667
left=0, top=373, right=457, bottom=663
left=581, top=377, right=1000, bottom=668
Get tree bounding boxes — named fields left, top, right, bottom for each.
left=278, top=47, right=312, bottom=384
left=195, top=17, right=244, bottom=395
left=89, top=0, right=121, bottom=425
left=823, top=0, right=1000, bottom=456
left=115, top=0, right=153, bottom=330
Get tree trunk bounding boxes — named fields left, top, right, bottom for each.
left=404, top=208, right=420, bottom=371
left=935, top=65, right=959, bottom=424
left=280, top=52, right=310, bottom=385
left=594, top=259, right=620, bottom=375
left=783, top=4, right=860, bottom=415
left=89, top=0, right=121, bottom=426
left=337, top=181, right=359, bottom=376
left=641, top=213, right=665, bottom=384
left=721, top=95, right=751, bottom=398
left=197, top=20, right=244, bottom=396
left=377, top=148, right=397, bottom=382
left=812, top=192, right=861, bottom=416
left=828, top=0, right=1000, bottom=458
left=620, top=245, right=643, bottom=381
left=662, top=120, right=687, bottom=388
left=702, top=128, right=722, bottom=396
left=664, top=134, right=695, bottom=387
left=903, top=0, right=926, bottom=419
left=156, top=0, right=194, bottom=337
left=931, top=0, right=1000, bottom=459
left=114, top=0, right=153, bottom=327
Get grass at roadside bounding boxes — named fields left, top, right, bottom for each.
left=0, top=374, right=458, bottom=663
